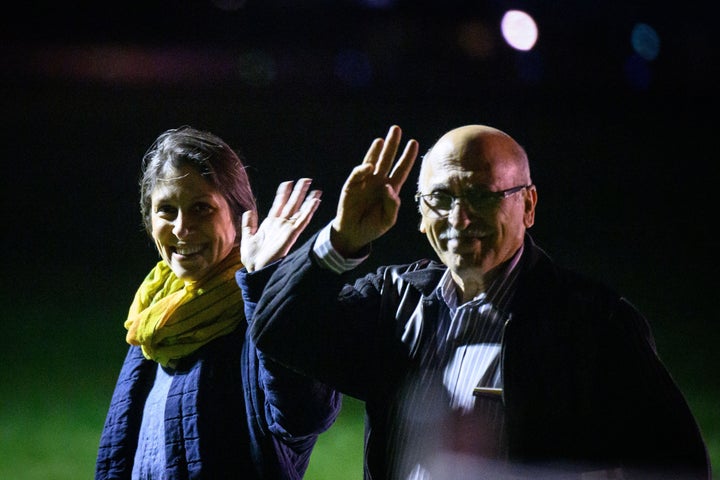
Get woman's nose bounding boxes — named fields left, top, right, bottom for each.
left=172, top=211, right=194, bottom=237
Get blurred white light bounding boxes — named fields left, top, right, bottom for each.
left=500, top=10, right=538, bottom=51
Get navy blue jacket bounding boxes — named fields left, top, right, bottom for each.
left=248, top=233, right=710, bottom=479
left=96, top=265, right=341, bottom=479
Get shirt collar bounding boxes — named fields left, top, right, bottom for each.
left=436, top=243, right=525, bottom=314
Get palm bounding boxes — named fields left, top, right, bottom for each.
left=331, top=126, right=419, bottom=256
left=241, top=179, right=321, bottom=272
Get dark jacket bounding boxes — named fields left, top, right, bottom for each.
left=95, top=266, right=341, bottom=479
left=247, top=233, right=710, bottom=479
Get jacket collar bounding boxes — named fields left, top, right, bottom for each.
left=400, top=261, right=446, bottom=296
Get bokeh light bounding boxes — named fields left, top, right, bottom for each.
left=631, top=22, right=660, bottom=61
left=500, top=10, right=538, bottom=51
left=457, top=20, right=495, bottom=59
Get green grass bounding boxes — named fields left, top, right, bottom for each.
left=305, top=397, right=364, bottom=480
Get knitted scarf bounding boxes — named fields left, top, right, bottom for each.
left=124, top=250, right=244, bottom=367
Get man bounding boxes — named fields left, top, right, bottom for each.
left=242, top=125, right=710, bottom=479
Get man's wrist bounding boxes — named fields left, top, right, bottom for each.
left=329, top=225, right=370, bottom=259
left=313, top=222, right=368, bottom=273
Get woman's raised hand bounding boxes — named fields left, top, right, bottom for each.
left=241, top=178, right=321, bottom=272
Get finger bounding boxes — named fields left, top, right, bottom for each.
left=302, top=189, right=322, bottom=214
left=268, top=180, right=294, bottom=218
left=375, top=125, right=402, bottom=177
left=288, top=189, right=321, bottom=223
left=302, top=188, right=322, bottom=205
left=362, top=138, right=384, bottom=167
left=241, top=209, right=258, bottom=237
left=281, top=178, right=312, bottom=218
left=342, top=163, right=374, bottom=190
left=388, top=138, right=419, bottom=192
left=381, top=183, right=401, bottom=221
left=292, top=191, right=322, bottom=228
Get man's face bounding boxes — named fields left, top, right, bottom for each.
left=418, top=135, right=535, bottom=282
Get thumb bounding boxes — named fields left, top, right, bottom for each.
left=241, top=210, right=258, bottom=240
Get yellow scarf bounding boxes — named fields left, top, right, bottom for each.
left=124, top=251, right=244, bottom=367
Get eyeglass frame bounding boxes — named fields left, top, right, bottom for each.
left=414, top=184, right=533, bottom=216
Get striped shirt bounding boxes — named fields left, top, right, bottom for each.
left=436, top=242, right=523, bottom=410
left=313, top=224, right=525, bottom=475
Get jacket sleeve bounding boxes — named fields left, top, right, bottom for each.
left=610, top=297, right=711, bottom=478
left=236, top=260, right=342, bottom=440
left=247, top=233, right=397, bottom=401
left=547, top=264, right=709, bottom=478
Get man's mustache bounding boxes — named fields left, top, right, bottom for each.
left=438, top=228, right=487, bottom=241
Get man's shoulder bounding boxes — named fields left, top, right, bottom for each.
left=375, top=258, right=445, bottom=295
left=519, top=239, right=626, bottom=320
left=523, top=237, right=619, bottom=297
left=375, top=258, right=444, bottom=277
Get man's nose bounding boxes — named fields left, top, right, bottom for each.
left=447, top=201, right=472, bottom=229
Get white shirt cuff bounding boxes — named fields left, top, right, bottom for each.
left=313, top=222, right=368, bottom=274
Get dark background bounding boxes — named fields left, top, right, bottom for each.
left=1, top=0, right=718, bottom=476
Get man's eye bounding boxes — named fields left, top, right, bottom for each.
left=427, top=191, right=449, bottom=198
left=431, top=193, right=453, bottom=206
left=467, top=192, right=495, bottom=204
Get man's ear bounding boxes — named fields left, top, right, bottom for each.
left=523, top=188, right=537, bottom=228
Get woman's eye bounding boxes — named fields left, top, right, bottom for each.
left=155, top=205, right=177, bottom=216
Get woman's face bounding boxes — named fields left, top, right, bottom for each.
left=150, top=164, right=237, bottom=283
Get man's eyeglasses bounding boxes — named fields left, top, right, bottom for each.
left=415, top=184, right=532, bottom=216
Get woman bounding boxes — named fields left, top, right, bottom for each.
left=96, top=126, right=341, bottom=479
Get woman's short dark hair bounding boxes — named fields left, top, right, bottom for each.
left=139, top=126, right=256, bottom=242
